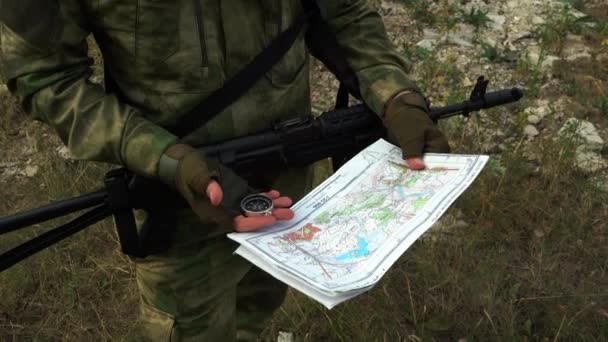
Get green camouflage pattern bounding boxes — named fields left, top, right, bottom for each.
left=134, top=222, right=288, bottom=341
left=0, top=0, right=416, bottom=178
left=134, top=167, right=312, bottom=341
left=1, top=1, right=418, bottom=340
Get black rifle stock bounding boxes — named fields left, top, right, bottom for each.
left=0, top=78, right=523, bottom=271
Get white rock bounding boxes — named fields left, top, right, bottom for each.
left=24, top=165, right=39, bottom=178
left=462, top=76, right=474, bottom=87
left=454, top=220, right=469, bottom=229
left=563, top=38, right=591, bottom=58
left=524, top=47, right=559, bottom=70
left=416, top=39, right=436, bottom=50
left=524, top=125, right=539, bottom=137
left=527, top=114, right=541, bottom=124
left=523, top=100, right=551, bottom=121
left=565, top=52, right=592, bottom=62
left=422, top=28, right=441, bottom=40
left=531, top=16, right=546, bottom=25
left=568, top=8, right=587, bottom=19
left=566, top=33, right=585, bottom=43
left=575, top=150, right=606, bottom=173
left=559, top=118, right=605, bottom=152
left=511, top=31, right=533, bottom=42
left=56, top=145, right=73, bottom=159
left=448, top=35, right=474, bottom=48
left=487, top=14, right=506, bottom=31
left=277, top=332, right=294, bottom=342
left=482, top=37, right=498, bottom=48
left=507, top=0, right=519, bottom=8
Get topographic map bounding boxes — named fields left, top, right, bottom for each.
left=229, top=139, right=488, bottom=308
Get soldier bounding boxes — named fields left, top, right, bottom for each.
left=0, top=0, right=449, bottom=340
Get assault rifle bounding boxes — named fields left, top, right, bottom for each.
left=0, top=77, right=523, bottom=271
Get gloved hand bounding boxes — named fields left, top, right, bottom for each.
left=158, top=144, right=294, bottom=231
left=383, top=90, right=450, bottom=169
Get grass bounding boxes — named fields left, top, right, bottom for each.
left=399, top=0, right=437, bottom=30
left=535, top=4, right=596, bottom=55
left=479, top=42, right=511, bottom=64
left=0, top=133, right=142, bottom=340
left=1, top=1, right=607, bottom=341
left=515, top=51, right=548, bottom=99
left=263, top=127, right=608, bottom=340
left=459, top=7, right=492, bottom=32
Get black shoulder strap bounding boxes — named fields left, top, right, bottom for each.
left=171, top=0, right=362, bottom=136
left=300, top=0, right=361, bottom=109
left=170, top=13, right=309, bottom=138
left=105, top=1, right=361, bottom=137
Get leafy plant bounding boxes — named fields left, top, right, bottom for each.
left=479, top=42, right=512, bottom=63
left=460, top=7, right=492, bottom=32
left=515, top=51, right=548, bottom=98
left=559, top=0, right=585, bottom=11
left=401, top=0, right=437, bottom=29
left=535, top=5, right=595, bottom=54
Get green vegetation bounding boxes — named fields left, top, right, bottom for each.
left=1, top=1, right=607, bottom=341
left=515, top=51, right=548, bottom=99
left=372, top=208, right=396, bottom=226
left=411, top=197, right=428, bottom=210
left=478, top=42, right=516, bottom=65
left=335, top=194, right=386, bottom=217
left=400, top=0, right=436, bottom=29
left=0, top=135, right=141, bottom=340
left=314, top=211, right=331, bottom=225
left=536, top=4, right=595, bottom=55
left=459, top=7, right=492, bottom=32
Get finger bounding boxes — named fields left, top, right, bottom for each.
left=273, top=196, right=293, bottom=208
left=272, top=208, right=295, bottom=221
left=233, top=215, right=277, bottom=232
left=263, top=190, right=281, bottom=199
left=206, top=180, right=223, bottom=206
left=405, top=157, right=426, bottom=170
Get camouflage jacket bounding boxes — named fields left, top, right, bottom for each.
left=0, top=0, right=417, bottom=178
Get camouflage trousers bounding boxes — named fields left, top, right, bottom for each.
left=133, top=167, right=313, bottom=341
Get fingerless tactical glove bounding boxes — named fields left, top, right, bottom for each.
left=383, top=90, right=450, bottom=159
left=158, top=144, right=254, bottom=224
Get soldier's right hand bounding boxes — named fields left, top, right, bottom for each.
left=206, top=184, right=295, bottom=232
left=159, top=144, right=294, bottom=231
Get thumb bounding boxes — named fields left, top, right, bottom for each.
left=406, top=157, right=426, bottom=170
left=206, top=180, right=223, bottom=206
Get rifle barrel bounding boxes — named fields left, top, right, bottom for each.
left=430, top=88, right=523, bottom=121
left=0, top=190, right=107, bottom=234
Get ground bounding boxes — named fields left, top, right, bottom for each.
left=0, top=0, right=607, bottom=341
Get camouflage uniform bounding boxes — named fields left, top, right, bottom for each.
left=1, top=0, right=419, bottom=340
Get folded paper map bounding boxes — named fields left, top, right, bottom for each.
left=228, top=139, right=488, bottom=308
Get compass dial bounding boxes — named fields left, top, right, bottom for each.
left=240, top=194, right=274, bottom=217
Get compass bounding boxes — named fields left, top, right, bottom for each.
left=240, top=194, right=274, bottom=217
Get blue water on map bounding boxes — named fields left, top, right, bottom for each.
left=396, top=186, right=433, bottom=199
left=335, top=237, right=370, bottom=261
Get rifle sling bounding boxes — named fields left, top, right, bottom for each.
left=105, top=0, right=362, bottom=257
left=169, top=0, right=361, bottom=138
left=170, top=13, right=306, bottom=137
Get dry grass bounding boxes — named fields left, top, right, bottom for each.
left=0, top=1, right=607, bottom=341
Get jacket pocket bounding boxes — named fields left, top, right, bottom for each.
left=135, top=0, right=181, bottom=66
left=139, top=301, right=175, bottom=341
left=265, top=0, right=308, bottom=87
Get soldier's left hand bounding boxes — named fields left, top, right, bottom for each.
left=383, top=90, right=450, bottom=170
